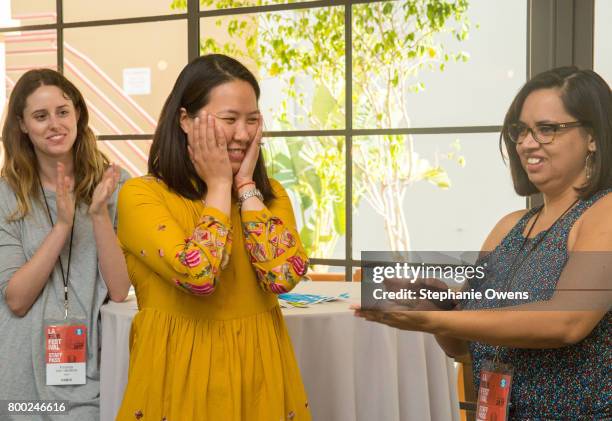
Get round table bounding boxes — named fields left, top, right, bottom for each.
left=100, top=281, right=460, bottom=421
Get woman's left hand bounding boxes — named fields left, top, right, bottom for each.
left=351, top=304, right=433, bottom=332
left=233, top=115, right=264, bottom=188
left=89, top=164, right=121, bottom=217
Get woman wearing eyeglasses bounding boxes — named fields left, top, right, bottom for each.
left=354, top=67, right=611, bottom=419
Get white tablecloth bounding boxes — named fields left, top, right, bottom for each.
left=100, top=282, right=460, bottom=421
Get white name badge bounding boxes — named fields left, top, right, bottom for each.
left=45, top=324, right=87, bottom=385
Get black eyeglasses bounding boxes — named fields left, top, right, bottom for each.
left=507, top=121, right=584, bottom=144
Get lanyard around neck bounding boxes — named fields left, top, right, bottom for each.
left=492, top=198, right=579, bottom=364
left=37, top=175, right=76, bottom=320
left=504, top=198, right=579, bottom=293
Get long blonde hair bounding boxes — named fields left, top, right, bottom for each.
left=1, top=69, right=109, bottom=220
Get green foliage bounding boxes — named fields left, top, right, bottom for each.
left=173, top=0, right=472, bottom=254
left=263, top=138, right=345, bottom=258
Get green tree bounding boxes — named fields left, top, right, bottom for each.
left=172, top=0, right=471, bottom=254
left=264, top=136, right=345, bottom=259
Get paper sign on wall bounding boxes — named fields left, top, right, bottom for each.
left=123, top=67, right=151, bottom=95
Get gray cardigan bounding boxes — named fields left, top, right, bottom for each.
left=0, top=171, right=128, bottom=420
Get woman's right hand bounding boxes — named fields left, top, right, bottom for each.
left=55, top=162, right=75, bottom=228
left=187, top=111, right=233, bottom=188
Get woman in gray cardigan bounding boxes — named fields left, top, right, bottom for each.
left=0, top=69, right=130, bottom=420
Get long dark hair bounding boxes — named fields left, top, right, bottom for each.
left=149, top=54, right=274, bottom=202
left=500, top=66, right=612, bottom=198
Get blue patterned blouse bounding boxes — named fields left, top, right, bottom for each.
left=463, top=189, right=612, bottom=420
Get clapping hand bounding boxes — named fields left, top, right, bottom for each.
left=89, top=164, right=121, bottom=217
left=55, top=162, right=76, bottom=227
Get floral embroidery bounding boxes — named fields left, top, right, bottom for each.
left=157, top=224, right=166, bottom=231
left=194, top=265, right=213, bottom=279
left=134, top=410, right=143, bottom=419
left=287, top=411, right=296, bottom=420
left=243, top=221, right=264, bottom=236
left=200, top=215, right=229, bottom=237
left=280, top=230, right=296, bottom=248
left=162, top=212, right=231, bottom=296
left=175, top=278, right=216, bottom=295
left=193, top=226, right=212, bottom=245
left=281, top=263, right=295, bottom=283
left=242, top=212, right=309, bottom=294
left=269, top=282, right=288, bottom=294
left=251, top=243, right=267, bottom=262
left=176, top=249, right=202, bottom=268
left=268, top=216, right=283, bottom=233
left=140, top=250, right=147, bottom=257
left=287, top=256, right=308, bottom=276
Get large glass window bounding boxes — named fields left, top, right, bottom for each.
left=353, top=1, right=527, bottom=129
left=1, top=29, right=57, bottom=122
left=263, top=136, right=346, bottom=260
left=200, top=6, right=346, bottom=131
left=63, top=0, right=183, bottom=22
left=64, top=21, right=187, bottom=134
left=8, top=0, right=594, bottom=278
left=200, top=0, right=318, bottom=12
left=97, top=139, right=152, bottom=176
left=352, top=133, right=523, bottom=255
left=1, top=0, right=56, bottom=28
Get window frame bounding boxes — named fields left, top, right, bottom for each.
left=0, top=0, right=596, bottom=277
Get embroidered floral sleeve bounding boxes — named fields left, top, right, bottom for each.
left=118, top=178, right=232, bottom=296
left=172, top=212, right=232, bottom=295
left=240, top=181, right=309, bottom=294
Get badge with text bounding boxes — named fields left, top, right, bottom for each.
left=476, top=360, right=513, bottom=421
left=45, top=324, right=87, bottom=385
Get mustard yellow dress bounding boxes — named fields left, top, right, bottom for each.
left=115, top=176, right=311, bottom=421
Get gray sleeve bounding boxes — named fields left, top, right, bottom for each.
left=0, top=188, right=25, bottom=297
left=110, top=168, right=131, bottom=232
left=95, top=169, right=130, bottom=293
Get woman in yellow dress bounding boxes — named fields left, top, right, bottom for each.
left=116, top=54, right=311, bottom=421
